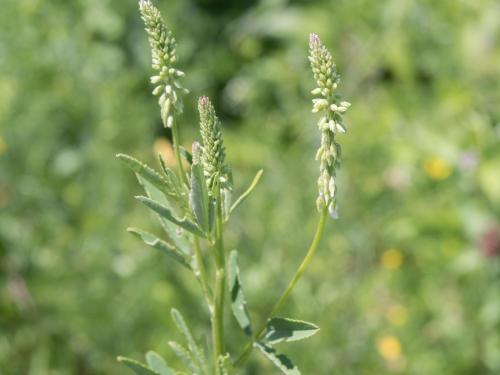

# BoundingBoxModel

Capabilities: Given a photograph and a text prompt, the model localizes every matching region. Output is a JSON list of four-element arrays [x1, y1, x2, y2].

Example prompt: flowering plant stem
[[234, 206, 328, 368], [117, 3, 349, 374], [212, 188, 226, 373]]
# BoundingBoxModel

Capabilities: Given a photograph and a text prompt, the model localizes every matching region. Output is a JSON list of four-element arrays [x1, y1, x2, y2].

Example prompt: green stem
[[234, 207, 328, 368], [193, 236, 213, 312], [171, 118, 189, 186], [212, 188, 226, 373]]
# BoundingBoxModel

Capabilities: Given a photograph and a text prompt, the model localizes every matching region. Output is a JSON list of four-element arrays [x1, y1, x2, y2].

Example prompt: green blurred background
[[1, 0, 500, 374]]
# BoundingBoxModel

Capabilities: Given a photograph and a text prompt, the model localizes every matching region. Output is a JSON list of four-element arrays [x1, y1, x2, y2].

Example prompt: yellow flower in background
[[387, 304, 408, 326], [377, 335, 402, 361], [422, 157, 452, 180], [381, 248, 403, 270]]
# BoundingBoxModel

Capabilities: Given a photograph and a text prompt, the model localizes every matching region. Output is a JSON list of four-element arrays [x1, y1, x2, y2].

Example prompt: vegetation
[[1, 0, 499, 374]]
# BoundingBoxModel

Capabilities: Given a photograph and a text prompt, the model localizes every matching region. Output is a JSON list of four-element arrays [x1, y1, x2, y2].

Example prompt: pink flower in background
[[479, 225, 500, 258]]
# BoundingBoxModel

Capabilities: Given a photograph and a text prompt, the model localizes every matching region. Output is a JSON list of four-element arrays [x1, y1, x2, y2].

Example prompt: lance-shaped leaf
[[189, 163, 211, 233], [168, 341, 201, 375], [227, 250, 252, 336], [230, 169, 263, 215], [117, 356, 160, 375], [254, 342, 300, 375], [127, 228, 190, 269], [117, 154, 170, 194], [118, 154, 187, 213], [264, 317, 319, 345], [136, 174, 191, 255], [171, 309, 208, 374], [145, 351, 175, 375], [136, 196, 205, 238]]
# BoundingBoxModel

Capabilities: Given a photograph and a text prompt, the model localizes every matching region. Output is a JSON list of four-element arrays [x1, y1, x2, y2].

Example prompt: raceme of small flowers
[[116, 2, 351, 375], [309, 33, 350, 219]]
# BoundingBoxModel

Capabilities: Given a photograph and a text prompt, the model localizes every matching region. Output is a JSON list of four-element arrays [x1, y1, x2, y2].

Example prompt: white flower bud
[[328, 201, 339, 219], [166, 115, 174, 128], [150, 75, 162, 84], [335, 123, 346, 133], [311, 87, 322, 95], [152, 85, 164, 96]]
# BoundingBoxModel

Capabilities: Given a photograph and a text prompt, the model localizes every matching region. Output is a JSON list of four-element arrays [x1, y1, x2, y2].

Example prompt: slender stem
[[171, 118, 189, 186], [212, 188, 226, 373], [193, 236, 213, 312], [234, 207, 328, 368]]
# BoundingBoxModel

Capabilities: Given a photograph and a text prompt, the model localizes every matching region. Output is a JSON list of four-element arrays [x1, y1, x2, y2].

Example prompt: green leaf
[[254, 342, 300, 375], [264, 317, 319, 345], [179, 146, 193, 165], [117, 356, 160, 375], [127, 228, 190, 269], [230, 169, 263, 215], [136, 196, 205, 238], [189, 163, 211, 233], [171, 309, 208, 374], [117, 154, 170, 195], [158, 154, 187, 195], [145, 351, 174, 375], [227, 250, 252, 336], [168, 341, 201, 375], [136, 175, 191, 255]]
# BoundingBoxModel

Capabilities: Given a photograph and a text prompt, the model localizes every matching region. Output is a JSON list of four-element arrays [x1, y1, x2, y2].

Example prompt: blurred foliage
[[1, 0, 500, 374]]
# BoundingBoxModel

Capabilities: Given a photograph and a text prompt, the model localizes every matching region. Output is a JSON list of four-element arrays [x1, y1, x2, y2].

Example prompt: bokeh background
[[1, 0, 500, 374]]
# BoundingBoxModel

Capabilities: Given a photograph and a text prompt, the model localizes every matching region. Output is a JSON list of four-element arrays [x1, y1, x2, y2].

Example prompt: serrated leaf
[[145, 351, 174, 375], [189, 163, 211, 233], [254, 342, 300, 375], [227, 250, 252, 336], [117, 356, 160, 375], [171, 309, 208, 374], [136, 196, 205, 237], [136, 175, 191, 255], [264, 317, 319, 345], [168, 341, 201, 375], [127, 228, 190, 269], [229, 170, 263, 215], [117, 154, 170, 194]]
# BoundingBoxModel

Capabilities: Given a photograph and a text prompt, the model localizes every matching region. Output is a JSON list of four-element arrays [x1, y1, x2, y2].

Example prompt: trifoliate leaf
[[264, 317, 319, 345], [117, 356, 160, 375], [136, 175, 191, 255], [145, 351, 174, 375], [136, 196, 205, 237], [127, 228, 190, 269], [227, 250, 252, 336], [254, 342, 300, 375], [230, 169, 263, 215]]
